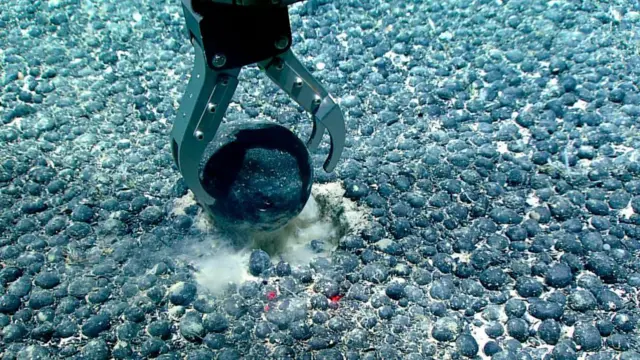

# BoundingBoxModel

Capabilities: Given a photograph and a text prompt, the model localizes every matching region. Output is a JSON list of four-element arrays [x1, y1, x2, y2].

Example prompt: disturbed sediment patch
[[171, 181, 370, 295]]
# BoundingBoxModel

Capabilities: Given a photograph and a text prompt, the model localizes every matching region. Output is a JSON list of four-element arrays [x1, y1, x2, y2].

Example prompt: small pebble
[[249, 249, 271, 276], [180, 312, 205, 342], [81, 313, 110, 338], [456, 333, 479, 357], [432, 317, 460, 342], [169, 282, 197, 306]]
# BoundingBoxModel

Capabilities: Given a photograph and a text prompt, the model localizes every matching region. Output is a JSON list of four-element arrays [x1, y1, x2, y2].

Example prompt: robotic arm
[[170, 0, 346, 211]]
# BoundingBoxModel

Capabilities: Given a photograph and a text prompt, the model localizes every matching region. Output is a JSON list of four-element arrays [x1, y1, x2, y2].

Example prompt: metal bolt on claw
[[274, 59, 284, 71], [212, 54, 226, 68], [275, 36, 289, 50]]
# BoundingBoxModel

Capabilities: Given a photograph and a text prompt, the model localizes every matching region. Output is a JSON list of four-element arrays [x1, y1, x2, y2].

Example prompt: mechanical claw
[[170, 0, 346, 209]]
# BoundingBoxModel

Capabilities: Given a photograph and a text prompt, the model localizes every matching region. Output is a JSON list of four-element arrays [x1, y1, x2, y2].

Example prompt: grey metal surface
[[170, 40, 241, 207], [258, 49, 346, 172]]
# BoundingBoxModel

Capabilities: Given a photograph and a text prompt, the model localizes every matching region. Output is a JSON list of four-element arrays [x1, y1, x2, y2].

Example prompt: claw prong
[[258, 49, 345, 173], [307, 121, 325, 151], [170, 40, 242, 206]]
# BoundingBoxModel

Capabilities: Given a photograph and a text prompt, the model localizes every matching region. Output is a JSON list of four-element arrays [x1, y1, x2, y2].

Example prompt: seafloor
[[2, 0, 640, 359]]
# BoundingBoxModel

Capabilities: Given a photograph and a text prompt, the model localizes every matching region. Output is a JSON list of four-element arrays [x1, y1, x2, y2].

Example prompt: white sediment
[[496, 141, 509, 154]]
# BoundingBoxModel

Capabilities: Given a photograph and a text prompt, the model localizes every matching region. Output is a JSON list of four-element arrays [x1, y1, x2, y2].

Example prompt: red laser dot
[[266, 291, 277, 301], [264, 305, 270, 312], [330, 294, 343, 303]]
